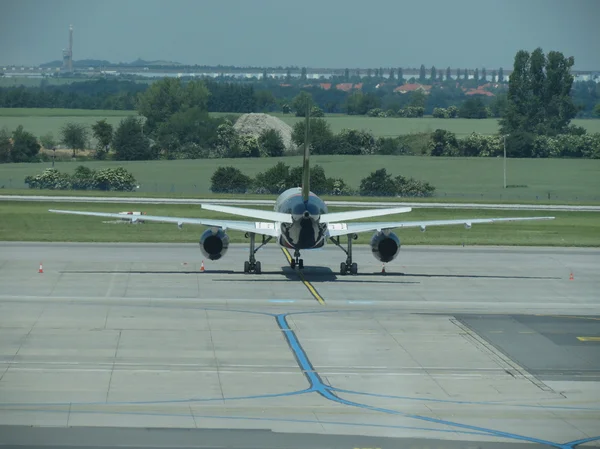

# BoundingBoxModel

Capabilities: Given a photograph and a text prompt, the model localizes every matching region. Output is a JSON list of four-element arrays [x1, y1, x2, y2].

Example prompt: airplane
[[49, 112, 555, 275]]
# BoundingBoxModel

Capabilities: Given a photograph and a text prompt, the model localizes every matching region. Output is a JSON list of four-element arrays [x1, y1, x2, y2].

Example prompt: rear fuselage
[[275, 188, 328, 250]]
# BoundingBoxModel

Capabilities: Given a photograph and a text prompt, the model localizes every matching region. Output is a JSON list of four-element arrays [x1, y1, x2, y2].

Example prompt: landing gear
[[331, 234, 358, 275], [290, 249, 304, 270], [243, 233, 271, 274]]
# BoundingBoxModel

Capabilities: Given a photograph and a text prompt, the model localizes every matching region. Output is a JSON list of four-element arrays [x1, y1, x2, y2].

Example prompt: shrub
[[210, 166, 252, 193], [25, 168, 72, 190], [359, 168, 436, 197], [92, 167, 137, 191]]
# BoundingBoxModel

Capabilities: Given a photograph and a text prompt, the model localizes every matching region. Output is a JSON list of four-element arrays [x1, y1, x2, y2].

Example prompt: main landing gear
[[243, 233, 272, 274], [330, 234, 358, 275], [289, 249, 304, 270]]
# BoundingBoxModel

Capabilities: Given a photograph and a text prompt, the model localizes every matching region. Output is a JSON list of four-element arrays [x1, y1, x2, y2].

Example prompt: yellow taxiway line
[[281, 247, 326, 305]]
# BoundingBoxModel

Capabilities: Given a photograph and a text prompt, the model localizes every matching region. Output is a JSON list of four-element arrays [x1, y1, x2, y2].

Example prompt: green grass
[[0, 77, 77, 88], [1, 202, 598, 247], [3, 108, 600, 139], [1, 156, 599, 202]]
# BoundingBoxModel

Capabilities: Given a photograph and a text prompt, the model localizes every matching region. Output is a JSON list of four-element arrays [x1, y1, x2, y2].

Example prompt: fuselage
[[274, 188, 328, 250]]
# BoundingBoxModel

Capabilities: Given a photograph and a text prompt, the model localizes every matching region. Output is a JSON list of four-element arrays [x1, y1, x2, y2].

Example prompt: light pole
[[503, 134, 508, 189]]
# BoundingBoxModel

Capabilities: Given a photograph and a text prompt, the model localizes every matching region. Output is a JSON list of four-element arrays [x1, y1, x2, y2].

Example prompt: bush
[[24, 166, 137, 191], [336, 129, 379, 155], [210, 166, 252, 193], [429, 129, 459, 156], [258, 129, 285, 157], [359, 168, 435, 197], [91, 167, 137, 191]]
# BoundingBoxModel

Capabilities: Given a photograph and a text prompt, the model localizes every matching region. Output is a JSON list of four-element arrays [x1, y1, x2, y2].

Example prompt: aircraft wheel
[[244, 261, 250, 273], [290, 260, 296, 269], [340, 262, 347, 275], [350, 263, 358, 275], [298, 259, 304, 269], [255, 261, 262, 274]]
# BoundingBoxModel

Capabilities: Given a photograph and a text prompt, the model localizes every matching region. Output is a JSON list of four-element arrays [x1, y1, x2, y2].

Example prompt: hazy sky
[[1, 0, 599, 70]]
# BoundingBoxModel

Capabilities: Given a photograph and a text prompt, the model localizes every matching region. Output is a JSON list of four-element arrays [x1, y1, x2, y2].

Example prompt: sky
[[1, 0, 599, 70]]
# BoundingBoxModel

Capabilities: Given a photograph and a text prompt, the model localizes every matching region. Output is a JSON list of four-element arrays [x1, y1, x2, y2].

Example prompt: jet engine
[[199, 228, 230, 260], [370, 231, 401, 263]]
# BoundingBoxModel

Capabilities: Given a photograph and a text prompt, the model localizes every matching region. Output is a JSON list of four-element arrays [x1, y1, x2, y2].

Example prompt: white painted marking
[[269, 300, 296, 303], [348, 301, 374, 304]]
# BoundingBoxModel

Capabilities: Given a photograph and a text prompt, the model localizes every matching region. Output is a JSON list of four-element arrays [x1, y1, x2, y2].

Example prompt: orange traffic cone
[[569, 272, 574, 281], [381, 264, 386, 274], [38, 262, 43, 273], [200, 261, 205, 272]]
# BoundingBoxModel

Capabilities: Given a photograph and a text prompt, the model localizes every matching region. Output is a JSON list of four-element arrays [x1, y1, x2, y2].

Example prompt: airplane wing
[[327, 216, 555, 237], [321, 207, 411, 223], [48, 209, 279, 237], [200, 204, 293, 223]]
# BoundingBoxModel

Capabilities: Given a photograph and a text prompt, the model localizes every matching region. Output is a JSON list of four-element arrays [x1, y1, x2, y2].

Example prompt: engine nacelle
[[199, 228, 230, 260], [370, 231, 401, 263]]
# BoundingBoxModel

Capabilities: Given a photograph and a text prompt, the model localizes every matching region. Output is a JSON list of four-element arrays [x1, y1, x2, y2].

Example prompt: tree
[[91, 119, 113, 160], [367, 68, 372, 78], [430, 66, 437, 82], [285, 68, 292, 82], [446, 67, 451, 82], [594, 103, 600, 117], [429, 129, 458, 156], [397, 68, 403, 82], [498, 67, 504, 82], [419, 65, 426, 82], [301, 67, 307, 81], [473, 68, 479, 83], [9, 126, 40, 162], [500, 48, 577, 136], [291, 91, 313, 117], [113, 116, 154, 161], [262, 68, 268, 80], [60, 122, 88, 157], [464, 69, 469, 80], [481, 67, 487, 82], [389, 68, 395, 81], [211, 166, 252, 193], [344, 68, 350, 81], [258, 128, 285, 157], [491, 70, 497, 83], [374, 68, 380, 78], [39, 132, 56, 150], [136, 78, 209, 133], [291, 118, 334, 154], [459, 97, 488, 119], [359, 168, 397, 196], [254, 161, 290, 193], [0, 128, 10, 163]]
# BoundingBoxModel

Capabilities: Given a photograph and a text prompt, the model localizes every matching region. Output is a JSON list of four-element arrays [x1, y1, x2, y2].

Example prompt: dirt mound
[[233, 113, 296, 153]]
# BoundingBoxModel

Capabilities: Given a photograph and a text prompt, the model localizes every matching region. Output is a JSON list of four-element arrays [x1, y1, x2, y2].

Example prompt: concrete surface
[[0, 242, 599, 449], [2, 194, 600, 211]]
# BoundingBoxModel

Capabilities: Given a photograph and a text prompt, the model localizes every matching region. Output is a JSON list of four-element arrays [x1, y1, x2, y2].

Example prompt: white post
[[503, 134, 507, 189]]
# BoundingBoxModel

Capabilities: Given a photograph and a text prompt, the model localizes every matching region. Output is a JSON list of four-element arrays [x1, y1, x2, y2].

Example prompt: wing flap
[[328, 216, 555, 237], [48, 209, 279, 236], [200, 204, 292, 223], [321, 207, 411, 223]]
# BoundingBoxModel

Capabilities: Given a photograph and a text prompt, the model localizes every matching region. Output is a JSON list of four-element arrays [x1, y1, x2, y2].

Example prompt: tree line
[[210, 163, 436, 197], [1, 66, 598, 117]]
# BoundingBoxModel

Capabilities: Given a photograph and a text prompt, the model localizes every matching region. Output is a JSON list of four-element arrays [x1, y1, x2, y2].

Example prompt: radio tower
[[62, 25, 73, 72]]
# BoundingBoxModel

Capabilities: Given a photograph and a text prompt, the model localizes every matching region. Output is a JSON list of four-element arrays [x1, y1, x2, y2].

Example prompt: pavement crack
[[106, 330, 122, 403]]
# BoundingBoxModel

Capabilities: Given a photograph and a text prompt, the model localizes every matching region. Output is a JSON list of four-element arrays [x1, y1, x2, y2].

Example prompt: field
[[2, 108, 600, 141], [1, 155, 599, 202], [1, 201, 598, 247]]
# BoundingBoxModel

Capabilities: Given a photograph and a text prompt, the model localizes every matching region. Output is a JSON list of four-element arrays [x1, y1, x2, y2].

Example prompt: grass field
[[1, 156, 598, 202], [2, 108, 600, 140], [1, 202, 598, 247]]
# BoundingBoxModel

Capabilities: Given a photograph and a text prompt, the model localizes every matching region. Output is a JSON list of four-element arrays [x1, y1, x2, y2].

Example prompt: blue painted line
[[563, 436, 600, 448], [330, 387, 600, 411]]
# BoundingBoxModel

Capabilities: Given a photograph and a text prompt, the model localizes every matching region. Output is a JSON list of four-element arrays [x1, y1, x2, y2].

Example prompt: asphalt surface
[[0, 243, 599, 449], [2, 194, 599, 211]]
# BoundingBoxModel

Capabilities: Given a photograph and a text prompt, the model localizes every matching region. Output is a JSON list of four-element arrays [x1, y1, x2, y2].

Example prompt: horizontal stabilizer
[[201, 204, 293, 223], [321, 207, 412, 223]]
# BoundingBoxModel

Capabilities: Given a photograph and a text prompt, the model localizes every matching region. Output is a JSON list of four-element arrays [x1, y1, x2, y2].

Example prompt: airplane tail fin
[[301, 102, 310, 203]]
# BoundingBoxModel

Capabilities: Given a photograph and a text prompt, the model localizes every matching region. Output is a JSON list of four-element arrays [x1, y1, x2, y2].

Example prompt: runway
[[2, 194, 599, 211], [0, 242, 599, 448]]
